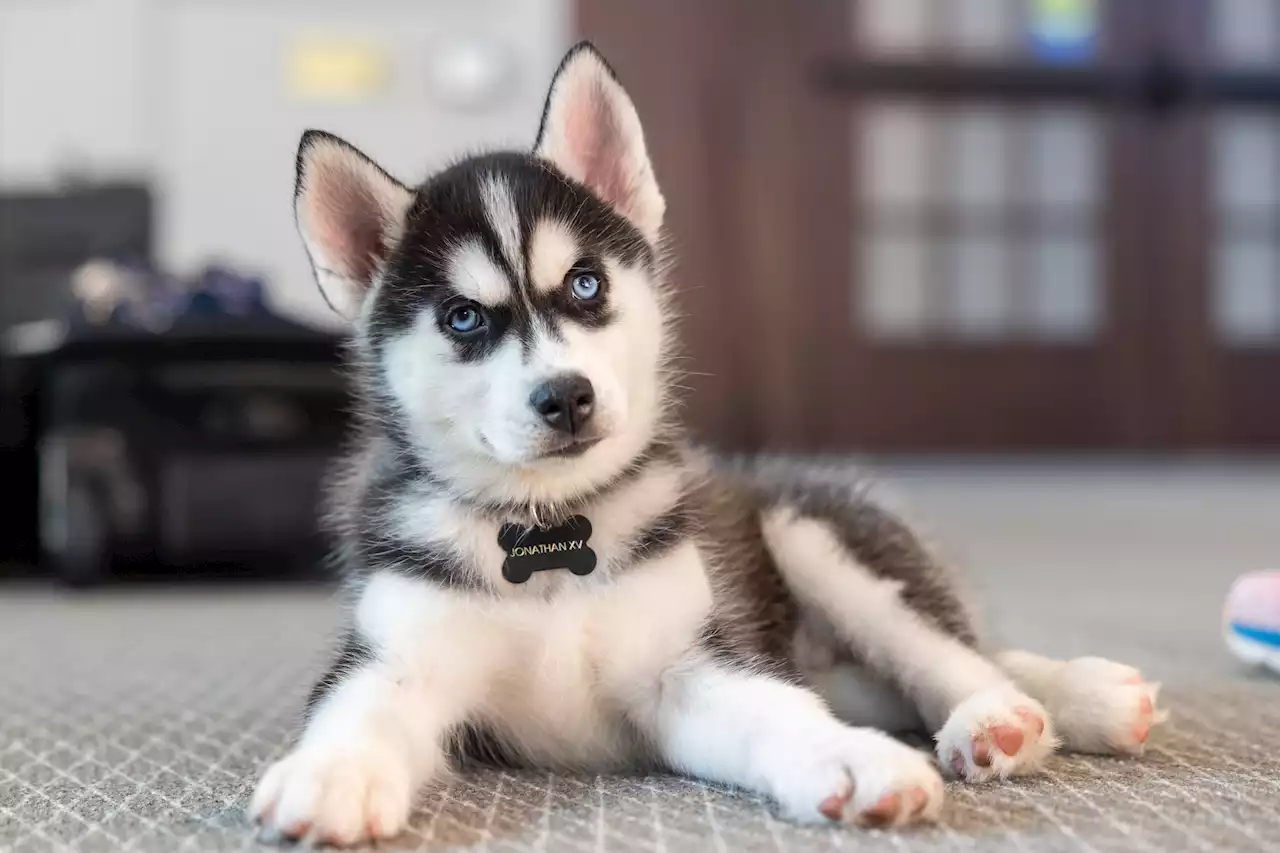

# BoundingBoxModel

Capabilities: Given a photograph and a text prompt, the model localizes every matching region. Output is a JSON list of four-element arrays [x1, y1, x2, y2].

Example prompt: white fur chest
[[355, 538, 712, 768]]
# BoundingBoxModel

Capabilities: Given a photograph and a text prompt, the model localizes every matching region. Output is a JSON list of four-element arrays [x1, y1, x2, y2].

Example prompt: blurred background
[[1, 0, 1278, 587]]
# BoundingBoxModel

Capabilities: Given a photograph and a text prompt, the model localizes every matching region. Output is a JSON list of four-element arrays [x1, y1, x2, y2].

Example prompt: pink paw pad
[[856, 788, 933, 827], [859, 793, 900, 827], [1132, 693, 1156, 744], [818, 781, 939, 827], [980, 713, 1040, 763], [818, 791, 850, 821], [1112, 675, 1167, 754]]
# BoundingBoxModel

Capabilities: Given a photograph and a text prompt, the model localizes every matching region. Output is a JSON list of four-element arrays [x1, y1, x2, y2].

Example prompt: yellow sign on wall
[[287, 35, 391, 101]]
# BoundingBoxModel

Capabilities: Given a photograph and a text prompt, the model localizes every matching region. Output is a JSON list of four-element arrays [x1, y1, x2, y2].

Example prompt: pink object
[[1224, 571, 1280, 673], [1225, 572, 1280, 630]]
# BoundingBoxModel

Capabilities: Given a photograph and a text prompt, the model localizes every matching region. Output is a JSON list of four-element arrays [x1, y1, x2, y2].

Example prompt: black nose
[[529, 373, 596, 435]]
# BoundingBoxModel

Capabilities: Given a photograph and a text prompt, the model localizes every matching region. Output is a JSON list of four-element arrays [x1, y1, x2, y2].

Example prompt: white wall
[[0, 0, 153, 183], [0, 0, 570, 329]]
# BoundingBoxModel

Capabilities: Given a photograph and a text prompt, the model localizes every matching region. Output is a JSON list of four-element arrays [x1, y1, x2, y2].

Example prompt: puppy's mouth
[[538, 435, 603, 459]]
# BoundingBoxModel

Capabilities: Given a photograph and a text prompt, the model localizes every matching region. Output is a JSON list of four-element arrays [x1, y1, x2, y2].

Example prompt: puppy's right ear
[[294, 130, 413, 320]]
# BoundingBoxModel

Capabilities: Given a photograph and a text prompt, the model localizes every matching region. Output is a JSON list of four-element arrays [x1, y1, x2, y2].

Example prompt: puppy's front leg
[[249, 642, 473, 846], [650, 663, 944, 828]]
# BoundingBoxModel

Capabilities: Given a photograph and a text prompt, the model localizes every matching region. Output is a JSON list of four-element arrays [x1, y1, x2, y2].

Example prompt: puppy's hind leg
[[762, 508, 1058, 783], [997, 650, 1169, 757]]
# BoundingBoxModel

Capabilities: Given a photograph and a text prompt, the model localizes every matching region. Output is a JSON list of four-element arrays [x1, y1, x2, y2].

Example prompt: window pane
[[1213, 0, 1280, 66], [1029, 235, 1100, 340], [859, 231, 931, 338], [948, 0, 1018, 58], [856, 0, 936, 56], [860, 103, 935, 209], [945, 106, 1010, 210], [943, 235, 1011, 338], [1215, 239, 1280, 343], [1214, 112, 1280, 214], [1028, 107, 1100, 210]]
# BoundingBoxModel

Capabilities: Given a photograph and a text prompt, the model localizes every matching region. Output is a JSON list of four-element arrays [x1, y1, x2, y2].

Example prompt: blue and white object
[[1028, 0, 1100, 64], [1224, 571, 1280, 674]]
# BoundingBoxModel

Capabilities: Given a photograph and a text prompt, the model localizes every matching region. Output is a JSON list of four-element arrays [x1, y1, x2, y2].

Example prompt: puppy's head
[[295, 43, 674, 505]]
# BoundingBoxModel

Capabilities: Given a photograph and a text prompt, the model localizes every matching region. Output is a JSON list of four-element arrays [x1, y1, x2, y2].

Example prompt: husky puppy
[[251, 42, 1167, 845]]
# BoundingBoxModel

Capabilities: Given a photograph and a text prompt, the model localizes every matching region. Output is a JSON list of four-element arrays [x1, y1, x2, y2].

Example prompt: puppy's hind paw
[[1050, 657, 1170, 756], [936, 685, 1058, 783]]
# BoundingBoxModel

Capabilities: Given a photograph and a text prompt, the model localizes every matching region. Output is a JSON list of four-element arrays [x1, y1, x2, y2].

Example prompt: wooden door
[[577, 0, 1280, 452], [1157, 0, 1280, 449], [575, 0, 768, 450], [791, 0, 1160, 452]]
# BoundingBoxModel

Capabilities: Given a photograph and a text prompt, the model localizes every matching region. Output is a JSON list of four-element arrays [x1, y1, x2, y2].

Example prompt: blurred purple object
[[193, 264, 268, 316], [65, 257, 285, 334]]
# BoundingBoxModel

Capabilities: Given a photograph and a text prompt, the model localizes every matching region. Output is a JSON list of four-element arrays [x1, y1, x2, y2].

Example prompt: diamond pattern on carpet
[[2, 589, 1279, 853]]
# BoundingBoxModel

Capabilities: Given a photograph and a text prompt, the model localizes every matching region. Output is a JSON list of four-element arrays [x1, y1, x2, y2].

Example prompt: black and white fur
[[251, 43, 1167, 845]]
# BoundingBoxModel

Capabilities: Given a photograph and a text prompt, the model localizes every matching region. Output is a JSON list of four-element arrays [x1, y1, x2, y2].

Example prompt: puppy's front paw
[[771, 727, 945, 828], [249, 740, 414, 847], [936, 685, 1058, 782]]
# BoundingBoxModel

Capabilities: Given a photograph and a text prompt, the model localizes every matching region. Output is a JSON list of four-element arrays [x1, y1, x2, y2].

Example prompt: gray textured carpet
[[3, 464, 1280, 852]]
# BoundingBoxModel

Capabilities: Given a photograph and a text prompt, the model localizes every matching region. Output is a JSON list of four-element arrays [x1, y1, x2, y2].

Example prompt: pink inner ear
[[564, 79, 631, 213], [305, 165, 389, 285]]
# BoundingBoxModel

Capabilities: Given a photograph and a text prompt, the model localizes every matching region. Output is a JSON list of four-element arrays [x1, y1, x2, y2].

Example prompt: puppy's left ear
[[535, 42, 665, 243]]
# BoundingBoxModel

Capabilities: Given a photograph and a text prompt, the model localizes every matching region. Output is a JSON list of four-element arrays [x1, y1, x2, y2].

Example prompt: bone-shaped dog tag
[[498, 515, 596, 584]]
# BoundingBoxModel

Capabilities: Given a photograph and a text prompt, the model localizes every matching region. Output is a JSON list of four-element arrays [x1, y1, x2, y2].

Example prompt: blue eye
[[570, 272, 601, 300], [446, 305, 484, 334]]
